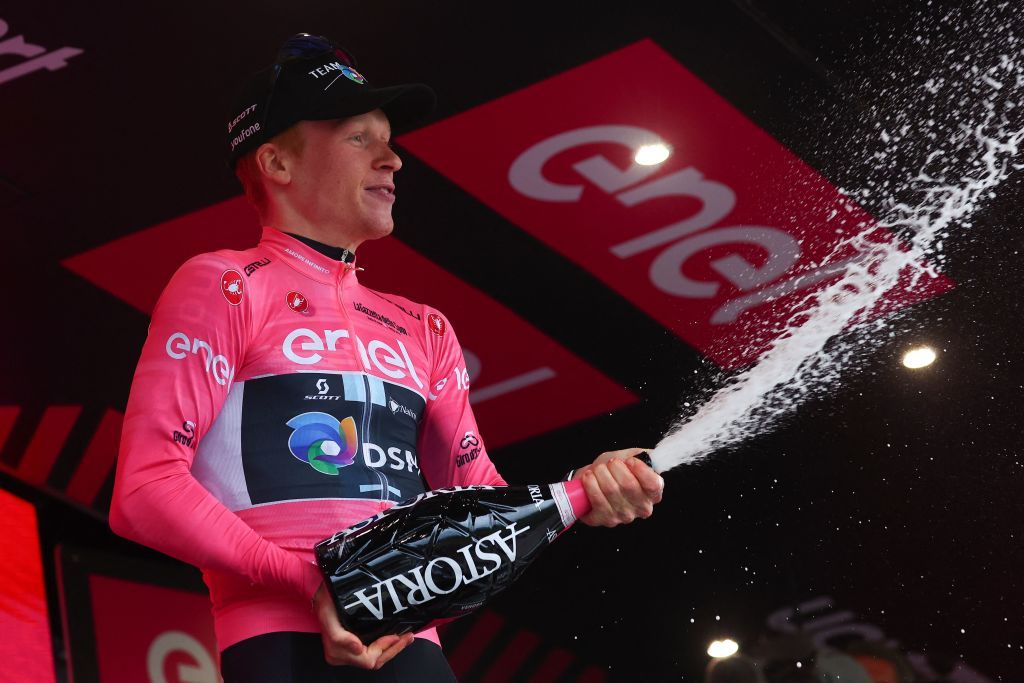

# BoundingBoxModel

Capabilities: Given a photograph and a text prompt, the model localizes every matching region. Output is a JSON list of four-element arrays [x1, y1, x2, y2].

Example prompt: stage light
[[707, 638, 739, 658], [635, 143, 671, 166], [902, 346, 937, 369]]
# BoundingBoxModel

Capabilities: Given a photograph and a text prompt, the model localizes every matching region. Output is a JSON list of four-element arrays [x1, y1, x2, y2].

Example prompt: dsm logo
[[286, 412, 358, 475]]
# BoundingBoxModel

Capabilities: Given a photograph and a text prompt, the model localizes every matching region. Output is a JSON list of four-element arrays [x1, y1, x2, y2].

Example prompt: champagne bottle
[[315, 453, 652, 643]]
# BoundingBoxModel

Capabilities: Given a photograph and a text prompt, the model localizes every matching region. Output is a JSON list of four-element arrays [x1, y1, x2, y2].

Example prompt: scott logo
[[344, 523, 529, 621], [286, 412, 359, 475], [282, 328, 424, 389], [165, 332, 234, 385], [305, 377, 340, 401]]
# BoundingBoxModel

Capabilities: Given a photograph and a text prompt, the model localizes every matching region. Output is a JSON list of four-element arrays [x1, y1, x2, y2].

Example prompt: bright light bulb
[[635, 143, 671, 166], [903, 346, 937, 369], [707, 639, 739, 658]]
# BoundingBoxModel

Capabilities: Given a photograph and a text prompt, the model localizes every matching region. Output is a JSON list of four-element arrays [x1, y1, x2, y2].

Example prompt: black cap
[[226, 33, 435, 167]]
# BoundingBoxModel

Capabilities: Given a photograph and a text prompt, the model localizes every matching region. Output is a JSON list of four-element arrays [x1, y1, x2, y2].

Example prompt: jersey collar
[[285, 232, 357, 264], [259, 227, 359, 284]]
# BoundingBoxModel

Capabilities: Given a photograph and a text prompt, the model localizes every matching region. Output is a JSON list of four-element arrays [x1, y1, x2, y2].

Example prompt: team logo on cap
[[341, 66, 365, 84], [428, 313, 446, 336], [286, 290, 309, 313], [221, 270, 244, 305]]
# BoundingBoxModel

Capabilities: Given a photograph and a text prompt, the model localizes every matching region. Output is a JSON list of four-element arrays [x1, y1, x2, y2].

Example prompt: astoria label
[[315, 482, 585, 643], [315, 455, 649, 642], [343, 523, 529, 621]]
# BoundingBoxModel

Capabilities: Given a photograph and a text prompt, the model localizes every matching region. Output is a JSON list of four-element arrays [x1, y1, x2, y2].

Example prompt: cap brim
[[311, 83, 436, 131]]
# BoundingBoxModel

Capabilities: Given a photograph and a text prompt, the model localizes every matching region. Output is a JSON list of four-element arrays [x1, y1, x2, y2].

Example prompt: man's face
[[287, 109, 401, 244]]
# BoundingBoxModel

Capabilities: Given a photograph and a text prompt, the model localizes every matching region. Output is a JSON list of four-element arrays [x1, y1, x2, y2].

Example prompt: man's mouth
[[365, 184, 395, 203]]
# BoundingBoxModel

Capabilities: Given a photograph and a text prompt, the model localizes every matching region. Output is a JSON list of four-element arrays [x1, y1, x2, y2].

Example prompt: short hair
[[234, 125, 307, 218]]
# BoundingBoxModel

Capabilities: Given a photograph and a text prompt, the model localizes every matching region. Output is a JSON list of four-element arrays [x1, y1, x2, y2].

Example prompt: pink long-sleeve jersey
[[110, 227, 506, 650]]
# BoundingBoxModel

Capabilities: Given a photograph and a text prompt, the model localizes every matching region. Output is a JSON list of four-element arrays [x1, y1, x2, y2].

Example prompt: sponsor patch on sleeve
[[221, 269, 244, 305], [427, 313, 446, 336]]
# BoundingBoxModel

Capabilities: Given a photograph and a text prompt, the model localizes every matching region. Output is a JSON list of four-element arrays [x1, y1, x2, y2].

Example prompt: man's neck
[[263, 204, 362, 253], [267, 223, 361, 252], [285, 232, 356, 264]]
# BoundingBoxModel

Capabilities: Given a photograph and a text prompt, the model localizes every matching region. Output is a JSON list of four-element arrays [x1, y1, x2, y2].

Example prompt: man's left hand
[[575, 448, 664, 527]]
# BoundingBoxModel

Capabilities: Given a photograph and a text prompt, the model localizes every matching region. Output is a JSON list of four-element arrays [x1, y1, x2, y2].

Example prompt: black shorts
[[220, 632, 458, 683]]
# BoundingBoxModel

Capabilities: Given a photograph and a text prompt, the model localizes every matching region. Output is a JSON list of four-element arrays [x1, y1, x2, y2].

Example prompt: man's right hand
[[313, 581, 415, 669]]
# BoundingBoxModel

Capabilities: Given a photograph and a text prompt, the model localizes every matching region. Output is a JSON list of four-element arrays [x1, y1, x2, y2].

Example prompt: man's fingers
[[323, 625, 363, 651], [578, 448, 664, 527], [323, 634, 372, 667], [609, 458, 644, 496], [373, 633, 415, 669], [627, 456, 665, 501], [593, 447, 647, 466], [319, 615, 375, 664], [342, 636, 364, 654], [621, 458, 662, 516], [365, 634, 400, 661], [610, 460, 651, 518], [581, 471, 613, 525], [592, 463, 635, 525]]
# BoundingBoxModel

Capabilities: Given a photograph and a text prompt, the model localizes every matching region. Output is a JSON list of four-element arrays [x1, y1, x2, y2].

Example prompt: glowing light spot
[[634, 143, 671, 166], [707, 639, 739, 658], [903, 346, 937, 368]]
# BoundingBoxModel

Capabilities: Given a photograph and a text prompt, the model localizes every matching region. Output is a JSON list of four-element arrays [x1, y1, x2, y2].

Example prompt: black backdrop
[[2, 1, 1022, 680]]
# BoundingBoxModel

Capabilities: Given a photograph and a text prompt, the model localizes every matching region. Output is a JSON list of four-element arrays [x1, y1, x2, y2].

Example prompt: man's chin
[[362, 221, 395, 242]]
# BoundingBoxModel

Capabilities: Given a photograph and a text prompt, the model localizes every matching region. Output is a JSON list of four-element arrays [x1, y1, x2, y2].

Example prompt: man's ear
[[256, 142, 292, 187]]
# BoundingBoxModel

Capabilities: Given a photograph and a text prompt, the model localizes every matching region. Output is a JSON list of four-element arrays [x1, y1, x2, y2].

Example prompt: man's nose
[[374, 142, 402, 172]]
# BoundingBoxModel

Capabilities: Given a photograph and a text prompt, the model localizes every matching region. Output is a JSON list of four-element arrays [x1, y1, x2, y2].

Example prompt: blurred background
[[2, 1, 1021, 681]]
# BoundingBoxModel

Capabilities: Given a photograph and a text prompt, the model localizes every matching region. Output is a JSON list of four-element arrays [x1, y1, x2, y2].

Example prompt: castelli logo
[[428, 313, 446, 336], [287, 290, 309, 313], [221, 269, 244, 305]]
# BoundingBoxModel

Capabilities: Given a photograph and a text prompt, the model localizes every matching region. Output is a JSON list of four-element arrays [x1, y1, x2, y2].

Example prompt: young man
[[111, 33, 664, 681]]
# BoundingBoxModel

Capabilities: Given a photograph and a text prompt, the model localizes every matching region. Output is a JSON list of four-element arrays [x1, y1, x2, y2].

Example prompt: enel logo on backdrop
[[397, 39, 954, 368]]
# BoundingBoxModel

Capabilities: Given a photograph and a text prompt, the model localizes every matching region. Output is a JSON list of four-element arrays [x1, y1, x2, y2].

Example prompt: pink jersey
[[110, 227, 506, 650]]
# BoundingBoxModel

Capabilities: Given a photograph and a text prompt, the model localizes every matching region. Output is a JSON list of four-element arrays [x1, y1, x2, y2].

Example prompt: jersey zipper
[[336, 265, 388, 505]]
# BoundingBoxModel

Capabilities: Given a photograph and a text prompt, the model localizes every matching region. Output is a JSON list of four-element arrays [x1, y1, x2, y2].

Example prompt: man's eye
[[351, 134, 364, 143]]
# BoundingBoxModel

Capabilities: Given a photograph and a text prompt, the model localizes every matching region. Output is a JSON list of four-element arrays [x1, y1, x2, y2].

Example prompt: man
[[110, 33, 664, 681]]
